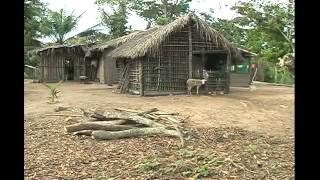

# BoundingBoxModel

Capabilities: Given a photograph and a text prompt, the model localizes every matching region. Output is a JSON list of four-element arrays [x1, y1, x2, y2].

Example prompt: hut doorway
[[204, 53, 227, 71], [85, 59, 98, 81], [65, 58, 74, 80], [203, 52, 229, 93]]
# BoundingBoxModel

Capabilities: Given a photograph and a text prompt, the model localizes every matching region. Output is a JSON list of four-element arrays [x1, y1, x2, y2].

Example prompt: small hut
[[85, 31, 144, 85], [32, 44, 89, 83], [90, 13, 243, 95], [230, 48, 257, 87]]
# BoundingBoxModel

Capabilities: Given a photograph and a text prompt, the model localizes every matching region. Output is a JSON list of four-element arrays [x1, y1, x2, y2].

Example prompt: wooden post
[[225, 51, 231, 94], [139, 59, 144, 96], [188, 25, 193, 78]]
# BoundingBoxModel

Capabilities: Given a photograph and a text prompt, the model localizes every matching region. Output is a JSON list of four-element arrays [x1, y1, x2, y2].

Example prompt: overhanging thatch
[[108, 13, 240, 59], [96, 30, 144, 50], [31, 44, 89, 56], [237, 47, 257, 57], [85, 30, 148, 59]]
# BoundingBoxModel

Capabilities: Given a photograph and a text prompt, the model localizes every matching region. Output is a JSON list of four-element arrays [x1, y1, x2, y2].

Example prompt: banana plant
[[43, 80, 64, 103]]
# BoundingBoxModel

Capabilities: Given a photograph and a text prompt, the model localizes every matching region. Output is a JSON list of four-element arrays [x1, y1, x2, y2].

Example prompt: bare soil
[[24, 80, 294, 179]]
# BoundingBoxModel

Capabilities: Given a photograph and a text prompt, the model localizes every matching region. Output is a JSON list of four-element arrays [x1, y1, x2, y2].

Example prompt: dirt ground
[[24, 80, 294, 179], [24, 80, 294, 137]]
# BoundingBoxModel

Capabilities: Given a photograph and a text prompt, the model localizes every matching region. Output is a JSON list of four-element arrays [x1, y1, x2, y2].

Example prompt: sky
[[39, 0, 287, 43]]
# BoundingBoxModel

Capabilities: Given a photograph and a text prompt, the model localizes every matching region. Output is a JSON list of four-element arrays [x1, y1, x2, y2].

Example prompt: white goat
[[186, 79, 207, 95]]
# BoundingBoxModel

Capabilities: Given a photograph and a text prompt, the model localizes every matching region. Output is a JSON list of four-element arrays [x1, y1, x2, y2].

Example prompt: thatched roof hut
[[32, 44, 89, 82], [87, 13, 247, 95], [92, 14, 242, 62], [32, 44, 89, 56]]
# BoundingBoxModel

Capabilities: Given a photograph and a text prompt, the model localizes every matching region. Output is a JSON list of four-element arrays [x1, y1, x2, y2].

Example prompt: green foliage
[[130, 0, 192, 27], [96, 0, 129, 38], [66, 32, 111, 44], [194, 165, 210, 177], [198, 0, 294, 84], [40, 9, 84, 44], [136, 158, 161, 171], [248, 144, 258, 153], [179, 148, 196, 158], [25, 53, 41, 67], [43, 80, 64, 103], [24, 0, 48, 46], [264, 65, 293, 84], [155, 16, 170, 25]]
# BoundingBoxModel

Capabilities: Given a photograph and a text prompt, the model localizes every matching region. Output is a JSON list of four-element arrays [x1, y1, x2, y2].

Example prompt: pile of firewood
[[54, 106, 188, 147]]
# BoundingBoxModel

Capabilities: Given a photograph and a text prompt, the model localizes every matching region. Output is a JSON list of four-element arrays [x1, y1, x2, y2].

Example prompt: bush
[[262, 62, 294, 85]]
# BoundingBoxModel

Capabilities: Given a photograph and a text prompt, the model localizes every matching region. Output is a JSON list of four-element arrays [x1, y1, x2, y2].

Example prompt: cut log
[[114, 107, 142, 114], [80, 108, 91, 117], [64, 120, 132, 133], [45, 114, 82, 117], [91, 113, 107, 120], [92, 127, 182, 140], [91, 112, 132, 121], [166, 116, 183, 125], [137, 108, 159, 116], [167, 121, 185, 148], [129, 115, 166, 127], [152, 112, 179, 116], [54, 106, 70, 112], [143, 114, 159, 120], [73, 130, 93, 136]]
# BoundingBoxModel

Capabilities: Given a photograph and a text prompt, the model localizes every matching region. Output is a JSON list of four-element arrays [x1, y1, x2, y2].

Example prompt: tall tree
[[24, 0, 48, 46], [198, 9, 246, 47], [96, 0, 129, 38], [65, 23, 112, 44], [231, 0, 294, 58], [130, 0, 192, 28], [40, 9, 85, 44], [230, 0, 294, 83]]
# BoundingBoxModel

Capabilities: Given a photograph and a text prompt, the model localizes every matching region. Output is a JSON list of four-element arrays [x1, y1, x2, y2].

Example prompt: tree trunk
[[64, 120, 133, 132], [73, 130, 93, 136], [137, 108, 159, 116], [92, 127, 181, 140], [129, 115, 166, 127]]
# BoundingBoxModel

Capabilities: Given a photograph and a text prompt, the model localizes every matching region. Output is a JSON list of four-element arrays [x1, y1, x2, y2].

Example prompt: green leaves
[[130, 0, 192, 27], [43, 80, 64, 103], [96, 0, 129, 38], [24, 0, 48, 46], [136, 158, 161, 171], [41, 9, 84, 44]]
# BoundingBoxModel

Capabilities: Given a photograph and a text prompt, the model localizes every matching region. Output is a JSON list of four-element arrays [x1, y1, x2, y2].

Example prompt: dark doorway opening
[[85, 59, 97, 81], [65, 58, 74, 80], [204, 53, 227, 71]]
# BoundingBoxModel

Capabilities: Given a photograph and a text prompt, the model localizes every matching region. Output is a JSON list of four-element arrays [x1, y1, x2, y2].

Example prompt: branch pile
[[59, 106, 188, 147]]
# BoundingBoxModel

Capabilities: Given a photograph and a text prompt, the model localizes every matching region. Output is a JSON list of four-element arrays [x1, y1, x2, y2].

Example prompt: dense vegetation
[[24, 0, 294, 84]]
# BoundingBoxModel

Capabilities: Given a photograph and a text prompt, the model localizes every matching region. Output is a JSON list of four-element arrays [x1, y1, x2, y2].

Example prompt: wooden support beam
[[225, 51, 231, 94], [193, 50, 228, 54], [139, 59, 144, 96], [188, 25, 193, 78]]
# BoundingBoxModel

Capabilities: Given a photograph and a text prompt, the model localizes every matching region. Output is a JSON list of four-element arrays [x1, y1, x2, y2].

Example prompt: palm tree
[[41, 9, 85, 44]]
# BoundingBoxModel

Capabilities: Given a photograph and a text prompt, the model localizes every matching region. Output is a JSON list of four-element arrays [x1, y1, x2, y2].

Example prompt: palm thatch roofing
[[237, 47, 257, 57], [31, 44, 89, 56], [93, 13, 242, 60]]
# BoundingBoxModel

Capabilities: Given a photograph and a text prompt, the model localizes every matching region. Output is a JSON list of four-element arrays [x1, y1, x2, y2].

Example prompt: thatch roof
[[106, 13, 240, 59], [237, 47, 257, 57], [85, 30, 149, 59], [31, 44, 89, 56], [96, 30, 145, 50]]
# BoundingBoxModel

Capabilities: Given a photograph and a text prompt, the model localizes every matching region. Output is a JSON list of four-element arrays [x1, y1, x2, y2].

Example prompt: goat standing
[[186, 79, 207, 95]]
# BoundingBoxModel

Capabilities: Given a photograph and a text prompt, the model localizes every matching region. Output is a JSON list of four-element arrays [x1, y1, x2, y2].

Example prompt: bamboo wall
[[97, 55, 105, 83], [38, 49, 85, 83], [120, 23, 231, 95], [142, 26, 189, 93]]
